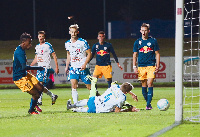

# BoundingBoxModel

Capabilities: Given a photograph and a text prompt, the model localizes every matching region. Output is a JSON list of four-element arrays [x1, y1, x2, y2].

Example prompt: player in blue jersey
[[133, 23, 160, 110], [13, 32, 46, 115], [31, 31, 59, 106], [65, 24, 92, 104], [90, 31, 123, 89], [67, 76, 139, 113]]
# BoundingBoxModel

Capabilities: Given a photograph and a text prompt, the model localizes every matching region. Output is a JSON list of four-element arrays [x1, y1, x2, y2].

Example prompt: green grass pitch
[[0, 87, 200, 137]]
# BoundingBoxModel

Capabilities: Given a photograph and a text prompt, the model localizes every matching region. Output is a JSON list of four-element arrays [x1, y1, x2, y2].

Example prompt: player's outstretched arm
[[22, 63, 43, 71], [129, 91, 138, 102]]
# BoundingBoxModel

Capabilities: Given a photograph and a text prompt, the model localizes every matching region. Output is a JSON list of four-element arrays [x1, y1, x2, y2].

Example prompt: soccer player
[[13, 32, 45, 114], [65, 24, 92, 104], [90, 31, 123, 88], [67, 76, 139, 113], [31, 31, 59, 106], [132, 23, 160, 110]]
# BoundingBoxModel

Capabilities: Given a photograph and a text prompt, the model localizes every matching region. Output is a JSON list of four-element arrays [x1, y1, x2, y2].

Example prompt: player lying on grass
[[67, 75, 139, 113], [13, 32, 46, 115]]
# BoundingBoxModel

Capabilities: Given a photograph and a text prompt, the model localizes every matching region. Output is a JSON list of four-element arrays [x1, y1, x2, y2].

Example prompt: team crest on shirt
[[139, 40, 142, 45], [96, 45, 99, 49], [147, 42, 151, 46], [104, 47, 107, 50]]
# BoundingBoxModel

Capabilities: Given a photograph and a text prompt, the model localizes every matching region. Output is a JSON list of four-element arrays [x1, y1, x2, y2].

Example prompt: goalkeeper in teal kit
[[133, 23, 160, 110]]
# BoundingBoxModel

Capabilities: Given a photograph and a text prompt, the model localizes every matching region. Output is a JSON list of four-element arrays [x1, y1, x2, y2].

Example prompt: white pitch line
[[148, 122, 181, 137]]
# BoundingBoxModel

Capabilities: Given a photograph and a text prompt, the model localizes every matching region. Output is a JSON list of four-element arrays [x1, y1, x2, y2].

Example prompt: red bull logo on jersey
[[97, 50, 109, 56], [139, 46, 153, 53]]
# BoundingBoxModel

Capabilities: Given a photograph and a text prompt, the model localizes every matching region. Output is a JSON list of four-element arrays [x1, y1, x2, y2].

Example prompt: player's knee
[[148, 83, 153, 87]]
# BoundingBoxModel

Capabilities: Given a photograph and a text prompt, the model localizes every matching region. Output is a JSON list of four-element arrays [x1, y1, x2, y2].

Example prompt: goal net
[[183, 0, 200, 122]]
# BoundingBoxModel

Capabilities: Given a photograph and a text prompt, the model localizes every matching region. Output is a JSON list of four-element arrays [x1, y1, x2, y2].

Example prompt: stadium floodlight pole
[[33, 0, 36, 39], [175, 0, 184, 123]]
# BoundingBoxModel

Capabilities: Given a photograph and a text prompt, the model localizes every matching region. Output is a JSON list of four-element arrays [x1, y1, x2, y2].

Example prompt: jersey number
[[104, 93, 112, 102]]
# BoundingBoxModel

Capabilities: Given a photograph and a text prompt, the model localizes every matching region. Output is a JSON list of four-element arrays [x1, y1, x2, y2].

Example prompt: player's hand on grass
[[131, 107, 140, 112]]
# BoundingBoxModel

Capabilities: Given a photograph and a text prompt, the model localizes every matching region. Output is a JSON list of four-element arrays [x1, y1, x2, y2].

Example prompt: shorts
[[69, 67, 91, 84], [14, 72, 39, 92], [138, 66, 156, 80], [87, 96, 96, 113], [36, 68, 50, 86], [93, 65, 112, 79]]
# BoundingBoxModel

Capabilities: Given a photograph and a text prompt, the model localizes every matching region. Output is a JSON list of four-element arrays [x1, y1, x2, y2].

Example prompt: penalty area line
[[148, 122, 181, 137]]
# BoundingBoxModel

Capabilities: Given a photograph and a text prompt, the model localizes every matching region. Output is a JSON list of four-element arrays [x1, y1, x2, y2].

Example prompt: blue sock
[[142, 87, 147, 102], [107, 81, 112, 88], [30, 98, 37, 112], [147, 87, 153, 107]]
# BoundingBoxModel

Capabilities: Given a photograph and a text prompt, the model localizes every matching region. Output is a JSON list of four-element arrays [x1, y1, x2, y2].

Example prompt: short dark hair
[[121, 82, 133, 93], [20, 32, 32, 43], [141, 23, 150, 30], [98, 31, 105, 35], [38, 31, 46, 36]]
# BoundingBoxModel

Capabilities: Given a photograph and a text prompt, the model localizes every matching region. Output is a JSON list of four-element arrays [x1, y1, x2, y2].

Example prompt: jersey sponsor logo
[[97, 50, 109, 56], [139, 46, 153, 53]]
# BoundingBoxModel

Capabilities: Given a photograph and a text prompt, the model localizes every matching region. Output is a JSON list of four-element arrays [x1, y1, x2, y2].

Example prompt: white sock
[[75, 99, 88, 107], [73, 107, 88, 113], [38, 93, 43, 103], [72, 88, 78, 104], [44, 87, 54, 97]]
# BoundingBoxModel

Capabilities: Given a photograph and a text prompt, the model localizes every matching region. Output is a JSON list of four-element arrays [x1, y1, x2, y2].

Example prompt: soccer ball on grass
[[157, 99, 170, 111]]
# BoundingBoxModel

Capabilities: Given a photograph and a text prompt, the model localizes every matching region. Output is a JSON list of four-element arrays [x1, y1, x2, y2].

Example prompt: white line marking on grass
[[148, 122, 181, 137]]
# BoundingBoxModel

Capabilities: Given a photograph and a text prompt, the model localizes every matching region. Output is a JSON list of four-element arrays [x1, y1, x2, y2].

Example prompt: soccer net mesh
[[183, 0, 200, 122]]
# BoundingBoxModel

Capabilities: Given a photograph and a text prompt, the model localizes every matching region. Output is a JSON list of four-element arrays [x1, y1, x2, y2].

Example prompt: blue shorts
[[87, 96, 96, 113], [36, 68, 50, 86], [69, 67, 91, 84]]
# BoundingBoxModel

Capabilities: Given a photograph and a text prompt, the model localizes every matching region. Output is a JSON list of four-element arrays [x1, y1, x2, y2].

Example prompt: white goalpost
[[175, 0, 184, 123], [176, 0, 200, 123]]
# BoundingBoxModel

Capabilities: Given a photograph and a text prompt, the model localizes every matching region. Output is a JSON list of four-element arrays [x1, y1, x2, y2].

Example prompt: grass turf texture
[[0, 87, 200, 137]]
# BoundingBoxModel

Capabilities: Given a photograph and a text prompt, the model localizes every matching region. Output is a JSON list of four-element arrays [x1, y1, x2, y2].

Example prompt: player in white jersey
[[31, 31, 59, 108], [65, 24, 92, 104], [67, 76, 139, 113]]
